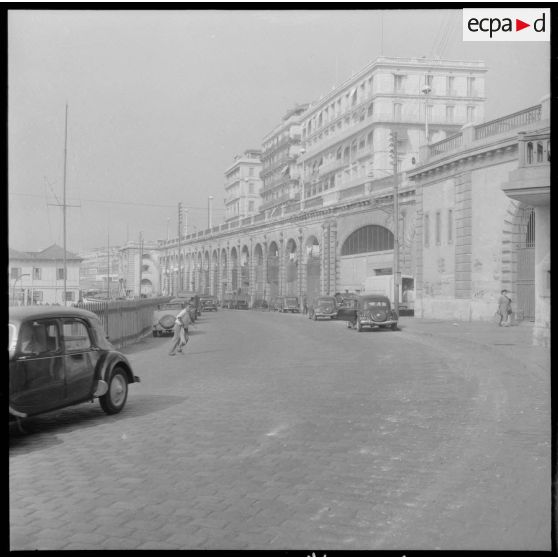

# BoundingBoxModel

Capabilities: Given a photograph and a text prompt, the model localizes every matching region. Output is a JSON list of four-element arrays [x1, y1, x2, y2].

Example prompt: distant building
[[8, 244, 82, 305], [260, 104, 308, 216], [118, 240, 161, 298], [79, 247, 121, 298], [224, 149, 263, 222]]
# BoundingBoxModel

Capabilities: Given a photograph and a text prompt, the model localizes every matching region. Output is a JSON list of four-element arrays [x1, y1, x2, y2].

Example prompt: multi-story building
[[297, 56, 486, 209], [79, 247, 121, 297], [224, 149, 263, 222], [118, 239, 162, 298], [8, 244, 82, 305], [260, 104, 308, 216]]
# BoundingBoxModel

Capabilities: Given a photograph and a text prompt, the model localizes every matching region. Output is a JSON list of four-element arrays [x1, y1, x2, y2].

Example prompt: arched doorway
[[267, 241, 279, 299], [339, 225, 394, 292], [220, 249, 228, 301], [285, 238, 298, 296], [254, 243, 265, 302], [241, 245, 250, 296], [211, 250, 219, 297], [230, 247, 239, 293], [305, 236, 321, 301], [516, 207, 535, 321]]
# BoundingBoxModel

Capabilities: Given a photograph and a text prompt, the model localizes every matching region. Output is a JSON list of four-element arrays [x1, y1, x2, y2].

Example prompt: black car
[[200, 296, 218, 312], [308, 296, 337, 320], [9, 306, 140, 419], [342, 294, 399, 331]]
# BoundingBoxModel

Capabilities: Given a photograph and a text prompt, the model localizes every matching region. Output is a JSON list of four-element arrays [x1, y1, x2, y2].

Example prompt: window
[[394, 74, 405, 92], [57, 268, 65, 280], [425, 74, 433, 88], [340, 225, 394, 256], [426, 104, 433, 122], [19, 320, 60, 355], [10, 267, 21, 280], [64, 291, 75, 302], [424, 213, 430, 247], [467, 106, 475, 123], [467, 77, 476, 96], [62, 319, 92, 351], [393, 103, 402, 121], [537, 142, 544, 163], [446, 105, 455, 122], [249, 182, 254, 194], [249, 167, 254, 177], [367, 103, 374, 117], [248, 201, 255, 212], [448, 209, 453, 244], [446, 76, 455, 95], [33, 267, 42, 280], [435, 211, 441, 245]]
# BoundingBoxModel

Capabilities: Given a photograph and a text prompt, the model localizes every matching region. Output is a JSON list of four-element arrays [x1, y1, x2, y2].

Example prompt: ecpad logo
[[463, 9, 550, 41]]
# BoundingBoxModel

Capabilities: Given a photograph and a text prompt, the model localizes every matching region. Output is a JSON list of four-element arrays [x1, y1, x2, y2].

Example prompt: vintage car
[[274, 296, 299, 313], [177, 292, 201, 317], [199, 296, 218, 312], [308, 296, 338, 320], [8, 306, 140, 419], [343, 294, 399, 332], [152, 300, 186, 336], [333, 294, 360, 321]]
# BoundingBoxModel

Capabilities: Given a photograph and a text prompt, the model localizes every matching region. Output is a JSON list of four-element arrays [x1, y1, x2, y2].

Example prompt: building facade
[[260, 104, 308, 216], [224, 149, 263, 222], [79, 247, 121, 297], [408, 96, 549, 345], [297, 56, 486, 211], [9, 244, 82, 305]]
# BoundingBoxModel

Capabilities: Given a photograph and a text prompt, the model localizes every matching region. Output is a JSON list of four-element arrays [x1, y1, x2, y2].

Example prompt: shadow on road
[[9, 394, 186, 453]]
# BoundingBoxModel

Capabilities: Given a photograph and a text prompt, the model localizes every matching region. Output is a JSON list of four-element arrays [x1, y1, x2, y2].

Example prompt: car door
[[61, 317, 98, 404], [10, 319, 65, 415], [336, 298, 358, 321]]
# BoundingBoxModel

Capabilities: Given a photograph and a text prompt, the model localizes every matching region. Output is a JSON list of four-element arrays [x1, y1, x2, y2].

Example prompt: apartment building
[[224, 149, 263, 221], [297, 56, 487, 208], [9, 244, 82, 305], [260, 104, 309, 216]]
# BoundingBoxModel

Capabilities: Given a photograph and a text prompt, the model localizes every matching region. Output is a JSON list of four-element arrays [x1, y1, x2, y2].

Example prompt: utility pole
[[178, 202, 183, 295], [390, 130, 400, 315], [107, 229, 110, 299], [138, 231, 143, 298], [48, 104, 79, 305]]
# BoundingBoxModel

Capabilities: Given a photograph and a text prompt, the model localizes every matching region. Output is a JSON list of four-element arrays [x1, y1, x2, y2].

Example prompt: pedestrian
[[497, 289, 513, 327], [168, 303, 190, 356], [303, 296, 308, 315]]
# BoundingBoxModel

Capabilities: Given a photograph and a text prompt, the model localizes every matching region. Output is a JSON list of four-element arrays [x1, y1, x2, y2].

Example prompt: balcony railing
[[429, 132, 463, 156], [474, 105, 541, 140]]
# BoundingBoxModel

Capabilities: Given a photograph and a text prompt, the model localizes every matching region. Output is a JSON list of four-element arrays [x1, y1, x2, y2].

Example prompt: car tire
[[347, 321, 352, 328], [391, 323, 398, 331], [100, 367, 128, 415]]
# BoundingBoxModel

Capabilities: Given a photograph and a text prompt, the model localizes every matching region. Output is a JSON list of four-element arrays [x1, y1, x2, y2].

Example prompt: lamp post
[[421, 78, 432, 144], [208, 196, 214, 229], [12, 273, 30, 306]]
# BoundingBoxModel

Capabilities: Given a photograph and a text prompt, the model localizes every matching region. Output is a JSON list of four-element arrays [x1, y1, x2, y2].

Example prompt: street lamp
[[208, 196, 214, 229], [12, 273, 30, 306], [298, 148, 306, 211], [421, 78, 432, 144]]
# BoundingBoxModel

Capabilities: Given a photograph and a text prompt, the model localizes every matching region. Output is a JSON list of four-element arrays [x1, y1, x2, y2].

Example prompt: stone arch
[[240, 244, 250, 295], [254, 243, 265, 301], [305, 235, 321, 302], [267, 241, 280, 299], [211, 250, 219, 297], [285, 238, 298, 296], [230, 247, 239, 292]]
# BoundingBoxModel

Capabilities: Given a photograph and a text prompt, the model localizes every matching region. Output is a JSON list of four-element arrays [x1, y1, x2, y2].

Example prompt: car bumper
[[315, 312, 336, 318], [359, 319, 398, 327]]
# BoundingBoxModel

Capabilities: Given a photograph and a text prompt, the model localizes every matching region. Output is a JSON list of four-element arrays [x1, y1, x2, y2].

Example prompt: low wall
[[76, 297, 171, 349]]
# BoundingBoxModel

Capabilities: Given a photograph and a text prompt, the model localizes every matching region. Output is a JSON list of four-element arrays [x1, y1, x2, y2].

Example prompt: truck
[[363, 275, 414, 315]]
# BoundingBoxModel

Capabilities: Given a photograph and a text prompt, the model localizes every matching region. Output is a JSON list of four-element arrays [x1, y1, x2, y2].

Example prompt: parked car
[[343, 294, 399, 332], [308, 296, 337, 320], [199, 296, 218, 312], [177, 292, 201, 317], [333, 294, 360, 321], [8, 306, 140, 419], [274, 296, 299, 313], [153, 300, 184, 336]]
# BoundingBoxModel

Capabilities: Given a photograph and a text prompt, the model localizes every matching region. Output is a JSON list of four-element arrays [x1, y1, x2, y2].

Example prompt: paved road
[[9, 309, 551, 551]]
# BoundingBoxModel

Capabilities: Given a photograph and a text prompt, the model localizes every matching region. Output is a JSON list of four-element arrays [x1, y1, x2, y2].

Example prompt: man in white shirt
[[168, 304, 191, 356]]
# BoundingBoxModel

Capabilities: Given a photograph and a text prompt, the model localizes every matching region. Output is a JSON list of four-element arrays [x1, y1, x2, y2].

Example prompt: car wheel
[[347, 321, 352, 328], [100, 367, 129, 415], [391, 323, 398, 331], [152, 331, 157, 337]]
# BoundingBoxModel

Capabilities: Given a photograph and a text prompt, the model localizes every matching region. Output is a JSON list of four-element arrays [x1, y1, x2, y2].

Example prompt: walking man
[[169, 303, 191, 356]]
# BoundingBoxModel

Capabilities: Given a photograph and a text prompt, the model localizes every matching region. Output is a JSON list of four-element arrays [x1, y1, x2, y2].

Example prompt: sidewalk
[[398, 316, 550, 374]]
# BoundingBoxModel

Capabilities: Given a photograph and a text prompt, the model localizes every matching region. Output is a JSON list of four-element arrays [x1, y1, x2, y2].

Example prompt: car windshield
[[285, 298, 297, 304], [160, 303, 183, 310], [364, 300, 389, 308], [317, 298, 334, 304]]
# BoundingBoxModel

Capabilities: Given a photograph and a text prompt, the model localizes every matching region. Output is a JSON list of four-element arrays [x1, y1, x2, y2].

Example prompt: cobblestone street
[[9, 310, 551, 552]]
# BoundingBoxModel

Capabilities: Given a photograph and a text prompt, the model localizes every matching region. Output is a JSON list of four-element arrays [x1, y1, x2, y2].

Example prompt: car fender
[[95, 351, 139, 385]]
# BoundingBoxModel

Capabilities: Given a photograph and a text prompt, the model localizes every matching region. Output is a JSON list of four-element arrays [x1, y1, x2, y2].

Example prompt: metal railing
[[474, 105, 542, 140], [75, 297, 171, 349]]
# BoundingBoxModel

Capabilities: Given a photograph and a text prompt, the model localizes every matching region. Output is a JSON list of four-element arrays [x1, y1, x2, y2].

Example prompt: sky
[[8, 8, 550, 254]]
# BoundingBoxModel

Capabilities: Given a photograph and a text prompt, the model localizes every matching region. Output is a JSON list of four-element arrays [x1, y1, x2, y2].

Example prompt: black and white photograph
[[8, 6, 552, 553]]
